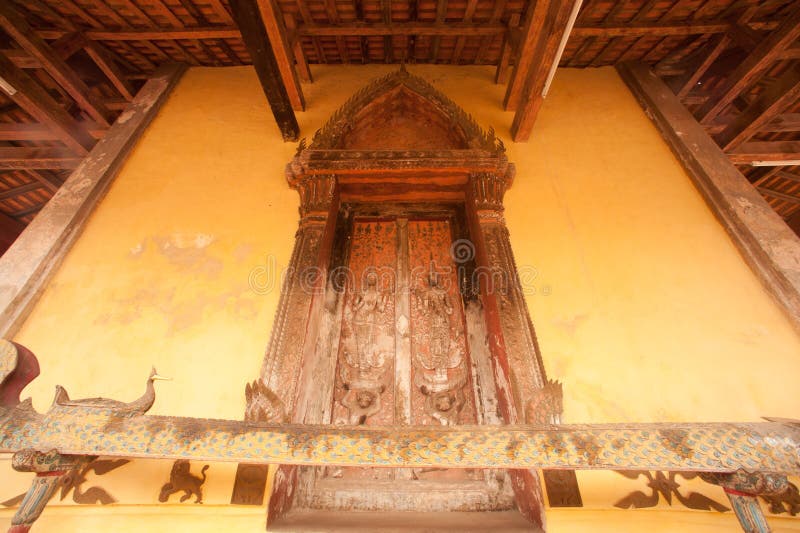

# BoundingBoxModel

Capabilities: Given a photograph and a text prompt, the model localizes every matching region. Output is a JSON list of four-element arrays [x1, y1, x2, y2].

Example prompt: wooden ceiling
[[0, 0, 798, 244]]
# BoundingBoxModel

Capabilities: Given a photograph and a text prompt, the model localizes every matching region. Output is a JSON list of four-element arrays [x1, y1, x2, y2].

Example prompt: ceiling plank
[[0, 51, 94, 154], [0, 147, 82, 169], [717, 65, 800, 151], [510, 0, 580, 141], [229, 0, 300, 140], [0, 3, 112, 127], [697, 4, 800, 124]]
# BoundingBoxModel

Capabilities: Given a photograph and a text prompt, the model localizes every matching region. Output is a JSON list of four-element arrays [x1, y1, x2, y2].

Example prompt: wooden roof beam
[[0, 52, 94, 154], [697, 4, 800, 124], [0, 147, 82, 169], [0, 3, 112, 127], [229, 0, 300, 140], [297, 22, 507, 36], [717, 65, 800, 151], [728, 141, 800, 165], [763, 114, 800, 132], [83, 39, 136, 101], [509, 0, 582, 142], [255, 0, 303, 110], [617, 61, 800, 331]]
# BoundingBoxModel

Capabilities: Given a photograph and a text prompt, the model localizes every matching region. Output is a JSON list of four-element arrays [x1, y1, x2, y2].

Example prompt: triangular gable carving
[[302, 67, 506, 154]]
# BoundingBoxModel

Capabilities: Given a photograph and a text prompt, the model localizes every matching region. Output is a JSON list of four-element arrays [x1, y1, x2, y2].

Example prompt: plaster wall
[[1, 65, 799, 531]]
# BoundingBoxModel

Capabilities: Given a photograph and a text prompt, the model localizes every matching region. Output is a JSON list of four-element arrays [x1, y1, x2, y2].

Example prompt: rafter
[[697, 4, 800, 124], [759, 187, 800, 205], [0, 51, 95, 154], [717, 66, 800, 151], [0, 147, 82, 169], [0, 3, 112, 127], [728, 141, 800, 165]]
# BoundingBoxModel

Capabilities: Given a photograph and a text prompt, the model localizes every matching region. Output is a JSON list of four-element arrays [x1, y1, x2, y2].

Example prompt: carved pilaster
[[469, 171, 509, 224], [294, 174, 337, 223], [702, 471, 789, 533], [9, 450, 89, 533]]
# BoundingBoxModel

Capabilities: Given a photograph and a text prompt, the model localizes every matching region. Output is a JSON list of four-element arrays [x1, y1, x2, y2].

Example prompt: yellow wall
[[2, 65, 800, 531]]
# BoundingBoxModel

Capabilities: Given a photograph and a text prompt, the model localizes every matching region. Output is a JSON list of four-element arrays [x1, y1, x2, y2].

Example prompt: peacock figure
[[52, 367, 170, 417]]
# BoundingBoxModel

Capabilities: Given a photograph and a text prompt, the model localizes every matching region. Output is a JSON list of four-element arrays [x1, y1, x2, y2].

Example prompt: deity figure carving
[[413, 271, 467, 425], [339, 270, 392, 425]]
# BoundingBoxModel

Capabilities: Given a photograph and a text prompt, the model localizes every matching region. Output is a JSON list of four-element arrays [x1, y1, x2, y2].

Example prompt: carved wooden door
[[297, 208, 514, 512]]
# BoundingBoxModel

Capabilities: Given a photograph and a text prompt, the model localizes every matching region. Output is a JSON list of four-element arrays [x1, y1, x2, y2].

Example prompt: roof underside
[[0, 0, 798, 234]]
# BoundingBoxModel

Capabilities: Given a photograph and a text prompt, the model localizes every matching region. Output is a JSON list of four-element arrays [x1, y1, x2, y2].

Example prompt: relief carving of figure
[[339, 270, 392, 425], [413, 271, 467, 425]]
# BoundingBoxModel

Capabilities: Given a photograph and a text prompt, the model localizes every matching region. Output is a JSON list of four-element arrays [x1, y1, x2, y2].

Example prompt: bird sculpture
[[52, 367, 169, 417]]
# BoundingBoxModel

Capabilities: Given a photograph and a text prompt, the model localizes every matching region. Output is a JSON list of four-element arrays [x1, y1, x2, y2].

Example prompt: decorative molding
[[304, 66, 505, 154], [0, 63, 186, 338]]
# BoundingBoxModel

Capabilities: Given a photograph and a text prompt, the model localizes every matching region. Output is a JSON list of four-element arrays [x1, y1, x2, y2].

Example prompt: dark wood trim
[[617, 62, 800, 332], [229, 0, 300, 141], [0, 63, 186, 337]]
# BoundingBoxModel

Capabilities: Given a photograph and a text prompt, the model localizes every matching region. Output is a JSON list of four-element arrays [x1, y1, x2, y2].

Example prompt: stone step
[[269, 509, 539, 532]]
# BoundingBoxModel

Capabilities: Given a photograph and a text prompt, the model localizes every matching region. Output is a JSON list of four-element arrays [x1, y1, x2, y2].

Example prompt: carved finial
[[295, 137, 307, 157], [244, 380, 287, 423]]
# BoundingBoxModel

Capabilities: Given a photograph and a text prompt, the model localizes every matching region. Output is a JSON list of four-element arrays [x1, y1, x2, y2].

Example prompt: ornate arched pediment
[[287, 68, 513, 198], [303, 66, 505, 153]]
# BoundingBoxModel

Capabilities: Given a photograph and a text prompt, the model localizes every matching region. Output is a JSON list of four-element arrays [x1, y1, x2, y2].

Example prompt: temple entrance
[[233, 68, 575, 529], [294, 206, 515, 512]]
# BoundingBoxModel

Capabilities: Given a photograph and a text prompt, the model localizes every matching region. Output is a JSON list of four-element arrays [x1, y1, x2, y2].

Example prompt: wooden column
[[229, 0, 301, 141], [0, 64, 186, 338], [232, 173, 339, 517], [617, 61, 800, 332]]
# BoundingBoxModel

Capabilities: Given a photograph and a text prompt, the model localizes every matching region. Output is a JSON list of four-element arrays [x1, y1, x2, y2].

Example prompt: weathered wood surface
[[1, 404, 800, 473], [617, 62, 800, 332], [0, 64, 186, 338]]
